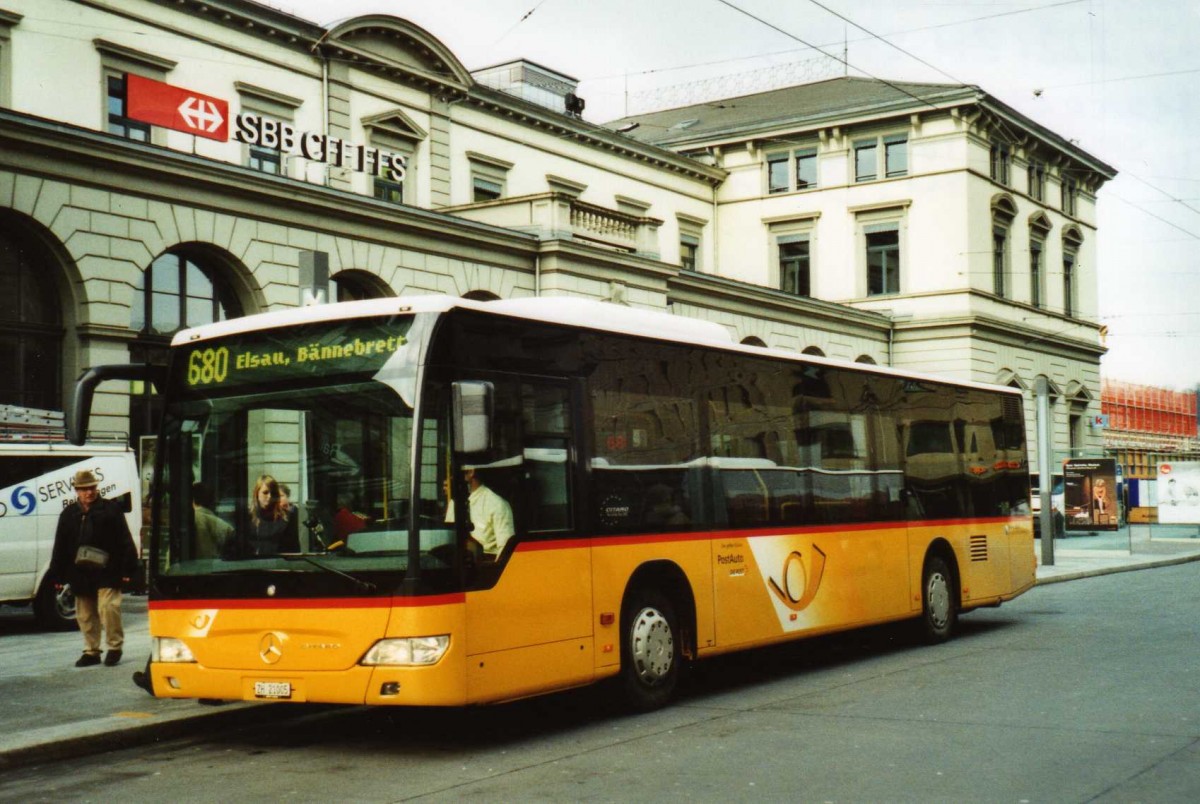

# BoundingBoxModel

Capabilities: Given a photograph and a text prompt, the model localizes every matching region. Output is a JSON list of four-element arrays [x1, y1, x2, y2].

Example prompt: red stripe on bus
[[149, 593, 465, 611], [515, 515, 1026, 551]]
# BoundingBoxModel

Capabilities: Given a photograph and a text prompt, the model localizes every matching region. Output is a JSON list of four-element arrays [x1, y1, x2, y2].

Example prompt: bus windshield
[[151, 314, 455, 595]]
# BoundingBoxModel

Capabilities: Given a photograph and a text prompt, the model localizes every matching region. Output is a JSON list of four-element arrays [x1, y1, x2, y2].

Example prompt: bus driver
[[446, 467, 514, 558]]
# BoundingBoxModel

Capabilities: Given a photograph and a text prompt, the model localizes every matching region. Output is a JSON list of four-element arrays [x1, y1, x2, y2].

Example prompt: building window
[[990, 143, 1010, 184], [1063, 228, 1082, 318], [0, 216, 62, 410], [1029, 238, 1044, 308], [677, 215, 706, 272], [993, 226, 1008, 297], [468, 151, 513, 204], [95, 39, 175, 146], [768, 153, 789, 194], [766, 147, 818, 193], [855, 134, 907, 183], [866, 228, 900, 296], [472, 177, 502, 202], [130, 249, 241, 453], [332, 270, 389, 302], [884, 135, 908, 178], [373, 177, 405, 205], [680, 234, 699, 272], [1062, 249, 1076, 317], [1028, 161, 1046, 201], [1062, 177, 1078, 216], [779, 237, 811, 297], [363, 111, 424, 207], [991, 195, 1016, 299], [248, 137, 283, 175], [106, 74, 150, 142], [795, 148, 818, 189], [855, 140, 877, 182], [234, 82, 302, 179], [132, 251, 240, 336]]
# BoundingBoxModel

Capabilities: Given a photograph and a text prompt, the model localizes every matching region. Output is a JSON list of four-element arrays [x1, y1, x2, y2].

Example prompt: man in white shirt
[[447, 468, 515, 558]]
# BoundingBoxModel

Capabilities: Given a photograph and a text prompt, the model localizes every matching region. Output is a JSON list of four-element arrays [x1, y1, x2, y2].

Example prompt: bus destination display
[[178, 318, 413, 391]]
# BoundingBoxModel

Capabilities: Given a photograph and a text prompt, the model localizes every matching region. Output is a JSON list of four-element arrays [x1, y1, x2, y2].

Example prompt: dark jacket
[[49, 497, 138, 594]]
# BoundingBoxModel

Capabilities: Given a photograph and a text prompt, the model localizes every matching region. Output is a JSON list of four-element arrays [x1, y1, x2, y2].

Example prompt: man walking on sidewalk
[[49, 469, 138, 668]]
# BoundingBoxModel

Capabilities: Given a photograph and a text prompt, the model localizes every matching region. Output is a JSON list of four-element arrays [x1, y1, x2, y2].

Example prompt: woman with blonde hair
[[242, 474, 299, 556]]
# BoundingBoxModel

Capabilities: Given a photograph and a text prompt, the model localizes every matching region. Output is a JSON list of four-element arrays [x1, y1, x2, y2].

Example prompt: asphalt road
[[3, 563, 1200, 802]]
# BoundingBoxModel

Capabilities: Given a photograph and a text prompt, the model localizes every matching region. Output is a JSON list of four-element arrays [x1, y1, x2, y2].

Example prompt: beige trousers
[[75, 588, 124, 654]]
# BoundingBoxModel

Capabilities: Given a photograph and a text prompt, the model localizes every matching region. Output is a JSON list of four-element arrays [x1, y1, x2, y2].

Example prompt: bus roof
[[171, 295, 732, 347], [171, 295, 1021, 398]]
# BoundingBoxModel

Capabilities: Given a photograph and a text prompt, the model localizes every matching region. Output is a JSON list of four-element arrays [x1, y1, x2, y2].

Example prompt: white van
[[1031, 471, 1065, 538], [0, 440, 141, 629]]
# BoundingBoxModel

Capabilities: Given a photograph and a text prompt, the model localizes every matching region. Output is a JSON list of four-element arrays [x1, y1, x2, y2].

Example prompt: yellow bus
[[70, 296, 1034, 710]]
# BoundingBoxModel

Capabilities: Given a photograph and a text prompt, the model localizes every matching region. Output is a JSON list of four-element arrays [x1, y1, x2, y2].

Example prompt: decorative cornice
[[93, 38, 178, 72], [233, 81, 304, 110]]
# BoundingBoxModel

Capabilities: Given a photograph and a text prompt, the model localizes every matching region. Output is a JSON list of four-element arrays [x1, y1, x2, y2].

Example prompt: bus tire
[[619, 588, 680, 711], [33, 576, 77, 631], [920, 555, 957, 643]]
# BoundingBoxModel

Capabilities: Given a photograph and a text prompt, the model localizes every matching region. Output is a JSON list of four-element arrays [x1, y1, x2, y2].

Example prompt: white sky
[[263, 0, 1200, 390]]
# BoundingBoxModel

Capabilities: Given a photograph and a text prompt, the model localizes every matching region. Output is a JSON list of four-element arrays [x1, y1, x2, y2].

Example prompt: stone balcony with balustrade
[[444, 192, 662, 259]]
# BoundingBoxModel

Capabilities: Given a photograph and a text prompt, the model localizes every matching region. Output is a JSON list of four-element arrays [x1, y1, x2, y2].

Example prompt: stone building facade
[[0, 0, 1114, 466]]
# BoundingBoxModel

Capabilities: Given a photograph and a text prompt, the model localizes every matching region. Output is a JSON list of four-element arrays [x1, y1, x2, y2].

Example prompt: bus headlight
[[360, 636, 449, 666], [153, 637, 196, 663]]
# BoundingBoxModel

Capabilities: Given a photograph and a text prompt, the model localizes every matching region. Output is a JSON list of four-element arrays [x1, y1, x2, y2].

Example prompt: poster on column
[[1157, 462, 1200, 525], [1063, 459, 1119, 532]]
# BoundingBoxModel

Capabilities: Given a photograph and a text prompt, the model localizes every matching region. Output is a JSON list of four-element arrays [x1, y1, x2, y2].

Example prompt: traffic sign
[[126, 74, 229, 141]]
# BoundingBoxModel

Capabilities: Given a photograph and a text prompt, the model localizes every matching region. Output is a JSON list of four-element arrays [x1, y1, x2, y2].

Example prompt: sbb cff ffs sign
[[126, 75, 229, 141]]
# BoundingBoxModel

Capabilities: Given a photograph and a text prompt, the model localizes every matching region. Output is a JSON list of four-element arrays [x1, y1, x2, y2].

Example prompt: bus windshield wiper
[[283, 554, 377, 593]]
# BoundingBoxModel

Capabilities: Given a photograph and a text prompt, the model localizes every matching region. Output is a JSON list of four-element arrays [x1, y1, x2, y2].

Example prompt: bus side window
[[520, 382, 573, 534], [590, 347, 702, 534]]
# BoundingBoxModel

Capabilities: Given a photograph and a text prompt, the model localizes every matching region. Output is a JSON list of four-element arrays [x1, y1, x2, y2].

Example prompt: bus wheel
[[920, 555, 957, 643], [620, 589, 680, 711], [33, 576, 77, 631]]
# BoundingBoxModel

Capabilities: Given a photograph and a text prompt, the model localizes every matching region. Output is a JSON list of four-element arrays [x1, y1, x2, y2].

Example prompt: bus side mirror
[[452, 381, 493, 454], [69, 364, 168, 445]]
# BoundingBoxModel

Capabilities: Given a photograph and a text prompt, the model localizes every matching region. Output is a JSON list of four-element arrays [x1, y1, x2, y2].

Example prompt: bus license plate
[[254, 681, 292, 699]]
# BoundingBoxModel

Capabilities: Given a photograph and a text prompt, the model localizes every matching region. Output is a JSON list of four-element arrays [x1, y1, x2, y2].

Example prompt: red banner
[[126, 74, 229, 141]]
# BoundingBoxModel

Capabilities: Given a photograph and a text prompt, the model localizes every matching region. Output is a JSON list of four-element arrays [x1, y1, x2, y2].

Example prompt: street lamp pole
[[1037, 376, 1054, 566]]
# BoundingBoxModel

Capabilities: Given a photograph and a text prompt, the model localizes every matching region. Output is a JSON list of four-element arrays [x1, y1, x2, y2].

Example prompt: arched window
[[130, 248, 242, 446], [801, 346, 825, 357], [463, 290, 501, 302], [331, 270, 391, 302], [132, 250, 239, 335], [0, 218, 62, 410], [991, 195, 1017, 298], [740, 336, 767, 348], [854, 354, 877, 365]]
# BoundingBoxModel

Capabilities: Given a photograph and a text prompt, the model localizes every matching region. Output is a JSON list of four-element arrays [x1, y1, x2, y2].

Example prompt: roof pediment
[[362, 109, 428, 141], [324, 15, 472, 89]]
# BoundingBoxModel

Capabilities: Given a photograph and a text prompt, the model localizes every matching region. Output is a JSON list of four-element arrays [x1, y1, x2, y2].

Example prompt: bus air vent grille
[[969, 534, 988, 562]]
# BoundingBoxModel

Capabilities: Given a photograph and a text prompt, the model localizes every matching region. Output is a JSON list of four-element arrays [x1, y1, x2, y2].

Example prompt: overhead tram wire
[[492, 0, 551, 48], [711, 0, 968, 115], [801, 0, 970, 87], [585, 0, 1087, 84], [722, 1, 1200, 234]]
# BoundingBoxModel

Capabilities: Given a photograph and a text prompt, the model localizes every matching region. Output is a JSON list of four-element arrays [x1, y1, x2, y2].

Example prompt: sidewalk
[[0, 595, 277, 771], [4, 536, 1200, 772]]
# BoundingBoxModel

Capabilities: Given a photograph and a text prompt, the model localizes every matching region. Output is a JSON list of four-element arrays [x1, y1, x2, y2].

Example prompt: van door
[[0, 454, 46, 602]]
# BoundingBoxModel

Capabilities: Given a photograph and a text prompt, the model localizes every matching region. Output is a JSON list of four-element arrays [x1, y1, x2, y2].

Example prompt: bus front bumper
[[148, 662, 468, 706]]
